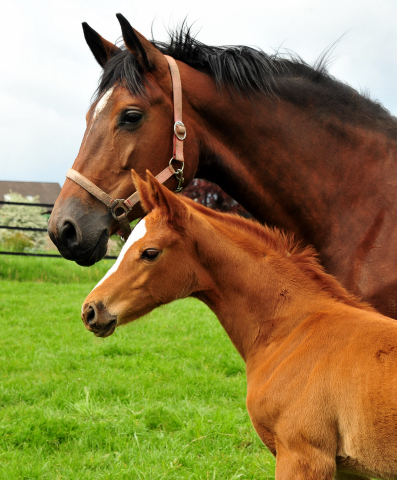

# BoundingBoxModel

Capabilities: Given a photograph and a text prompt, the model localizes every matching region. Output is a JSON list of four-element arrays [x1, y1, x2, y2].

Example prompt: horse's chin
[[75, 236, 109, 266], [57, 228, 109, 266], [75, 251, 106, 267]]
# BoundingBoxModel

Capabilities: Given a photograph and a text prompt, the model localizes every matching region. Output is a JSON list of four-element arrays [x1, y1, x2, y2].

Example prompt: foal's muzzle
[[81, 301, 117, 338]]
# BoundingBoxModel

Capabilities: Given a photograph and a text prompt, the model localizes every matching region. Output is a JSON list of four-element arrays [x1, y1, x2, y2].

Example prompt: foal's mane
[[184, 197, 373, 311], [95, 24, 395, 130]]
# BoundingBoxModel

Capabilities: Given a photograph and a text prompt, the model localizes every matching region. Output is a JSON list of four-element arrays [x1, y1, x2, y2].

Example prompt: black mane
[[96, 26, 328, 98], [95, 25, 395, 129]]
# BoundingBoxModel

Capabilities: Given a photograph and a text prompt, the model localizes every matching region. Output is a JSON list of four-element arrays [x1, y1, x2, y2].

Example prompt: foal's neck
[[191, 214, 335, 362]]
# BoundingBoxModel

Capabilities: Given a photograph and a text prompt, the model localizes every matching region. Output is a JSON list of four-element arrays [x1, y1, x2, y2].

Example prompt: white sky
[[1, 0, 397, 186]]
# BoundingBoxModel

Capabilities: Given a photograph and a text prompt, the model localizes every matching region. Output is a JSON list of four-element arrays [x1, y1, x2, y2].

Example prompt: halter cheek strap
[[165, 55, 186, 162], [165, 55, 185, 193], [65, 55, 186, 241]]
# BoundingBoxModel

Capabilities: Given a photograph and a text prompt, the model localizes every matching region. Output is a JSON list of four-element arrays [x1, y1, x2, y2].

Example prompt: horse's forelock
[[93, 48, 147, 104]]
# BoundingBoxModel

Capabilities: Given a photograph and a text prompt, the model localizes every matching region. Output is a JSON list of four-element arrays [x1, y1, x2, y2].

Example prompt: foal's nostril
[[82, 301, 117, 337], [86, 306, 97, 326], [60, 221, 78, 248]]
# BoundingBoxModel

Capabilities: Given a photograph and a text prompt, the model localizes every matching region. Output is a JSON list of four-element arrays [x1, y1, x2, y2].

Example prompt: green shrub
[[0, 191, 47, 251], [1, 231, 34, 252]]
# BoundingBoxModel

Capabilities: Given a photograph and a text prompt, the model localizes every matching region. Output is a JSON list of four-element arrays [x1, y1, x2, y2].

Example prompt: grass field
[[0, 255, 275, 479]]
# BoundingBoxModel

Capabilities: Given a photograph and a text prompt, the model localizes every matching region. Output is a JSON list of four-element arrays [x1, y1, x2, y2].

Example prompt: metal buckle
[[169, 158, 185, 193], [109, 199, 130, 220], [174, 121, 187, 141]]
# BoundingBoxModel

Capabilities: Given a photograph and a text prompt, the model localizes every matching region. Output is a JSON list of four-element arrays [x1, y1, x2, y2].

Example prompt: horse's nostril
[[86, 306, 96, 326], [61, 221, 78, 248]]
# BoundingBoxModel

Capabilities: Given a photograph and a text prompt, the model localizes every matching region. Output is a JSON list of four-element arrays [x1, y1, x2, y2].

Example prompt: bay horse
[[49, 13, 397, 319], [82, 170, 397, 480]]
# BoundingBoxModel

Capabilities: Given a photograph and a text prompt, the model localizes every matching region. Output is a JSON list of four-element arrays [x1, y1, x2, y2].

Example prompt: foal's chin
[[87, 312, 140, 337]]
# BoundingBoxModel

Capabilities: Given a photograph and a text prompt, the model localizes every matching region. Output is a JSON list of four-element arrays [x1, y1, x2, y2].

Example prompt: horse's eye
[[122, 110, 143, 124], [141, 249, 160, 261]]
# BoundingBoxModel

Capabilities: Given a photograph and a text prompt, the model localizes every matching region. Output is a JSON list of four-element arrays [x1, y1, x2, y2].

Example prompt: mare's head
[[48, 14, 198, 266], [81, 170, 205, 338]]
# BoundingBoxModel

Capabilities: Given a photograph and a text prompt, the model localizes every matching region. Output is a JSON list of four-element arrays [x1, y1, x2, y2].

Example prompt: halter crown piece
[[65, 55, 186, 241]]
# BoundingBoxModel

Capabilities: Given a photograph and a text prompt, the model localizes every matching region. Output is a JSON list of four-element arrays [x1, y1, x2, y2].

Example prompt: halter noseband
[[65, 55, 186, 240]]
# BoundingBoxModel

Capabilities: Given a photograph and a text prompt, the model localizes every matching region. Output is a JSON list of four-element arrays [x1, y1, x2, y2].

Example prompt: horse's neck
[[184, 70, 397, 258], [191, 215, 334, 361]]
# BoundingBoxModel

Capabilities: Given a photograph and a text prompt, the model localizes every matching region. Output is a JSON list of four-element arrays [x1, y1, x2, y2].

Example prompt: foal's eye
[[141, 249, 160, 261], [121, 110, 143, 124]]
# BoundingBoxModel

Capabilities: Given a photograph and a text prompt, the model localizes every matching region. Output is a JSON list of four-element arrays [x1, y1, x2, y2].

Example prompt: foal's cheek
[[114, 292, 156, 325]]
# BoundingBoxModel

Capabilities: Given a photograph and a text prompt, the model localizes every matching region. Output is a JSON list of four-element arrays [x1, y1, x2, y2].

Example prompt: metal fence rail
[[0, 200, 117, 260], [0, 226, 48, 232], [0, 200, 54, 207], [0, 251, 68, 258]]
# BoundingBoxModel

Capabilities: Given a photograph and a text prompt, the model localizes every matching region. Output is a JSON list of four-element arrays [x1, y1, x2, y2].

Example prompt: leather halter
[[66, 55, 186, 240]]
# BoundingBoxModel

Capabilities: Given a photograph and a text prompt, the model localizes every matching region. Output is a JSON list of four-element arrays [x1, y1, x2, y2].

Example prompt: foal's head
[[81, 171, 204, 338], [81, 169, 368, 338]]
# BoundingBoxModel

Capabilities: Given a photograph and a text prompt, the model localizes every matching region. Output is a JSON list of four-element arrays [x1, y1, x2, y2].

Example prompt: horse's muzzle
[[48, 196, 111, 266], [81, 301, 118, 338]]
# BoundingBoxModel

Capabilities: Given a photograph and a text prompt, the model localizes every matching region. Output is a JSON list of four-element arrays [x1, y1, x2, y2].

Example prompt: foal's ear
[[116, 13, 167, 73], [131, 169, 156, 213], [82, 22, 121, 68], [145, 171, 189, 227], [131, 169, 188, 226]]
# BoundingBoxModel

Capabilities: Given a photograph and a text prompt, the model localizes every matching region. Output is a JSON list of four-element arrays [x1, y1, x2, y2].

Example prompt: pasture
[[0, 256, 274, 479]]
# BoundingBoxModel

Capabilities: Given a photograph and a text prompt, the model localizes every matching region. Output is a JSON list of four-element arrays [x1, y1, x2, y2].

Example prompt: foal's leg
[[275, 442, 335, 480]]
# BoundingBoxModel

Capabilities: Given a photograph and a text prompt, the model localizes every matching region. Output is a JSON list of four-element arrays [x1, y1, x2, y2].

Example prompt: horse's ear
[[116, 13, 166, 72], [131, 170, 156, 213], [82, 22, 121, 68], [145, 170, 188, 227]]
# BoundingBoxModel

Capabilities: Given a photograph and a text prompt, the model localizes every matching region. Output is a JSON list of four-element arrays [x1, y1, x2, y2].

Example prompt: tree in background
[[0, 192, 47, 252], [182, 179, 251, 217]]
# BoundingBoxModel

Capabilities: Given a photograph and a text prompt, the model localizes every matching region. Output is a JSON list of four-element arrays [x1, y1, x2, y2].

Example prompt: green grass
[[0, 255, 115, 284], [0, 255, 275, 479]]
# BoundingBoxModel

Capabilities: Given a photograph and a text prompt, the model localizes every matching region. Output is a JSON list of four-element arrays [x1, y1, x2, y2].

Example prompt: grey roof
[[0, 181, 61, 205]]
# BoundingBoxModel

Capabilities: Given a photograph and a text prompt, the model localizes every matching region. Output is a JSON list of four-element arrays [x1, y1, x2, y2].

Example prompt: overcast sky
[[1, 0, 397, 187]]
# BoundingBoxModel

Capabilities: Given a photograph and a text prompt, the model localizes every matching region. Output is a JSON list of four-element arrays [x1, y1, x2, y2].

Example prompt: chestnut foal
[[82, 171, 397, 480]]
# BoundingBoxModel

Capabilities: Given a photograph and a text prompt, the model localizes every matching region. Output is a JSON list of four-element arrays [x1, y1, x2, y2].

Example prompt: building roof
[[0, 181, 61, 205]]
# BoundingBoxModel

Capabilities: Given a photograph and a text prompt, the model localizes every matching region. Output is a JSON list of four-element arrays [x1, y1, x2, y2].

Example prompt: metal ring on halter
[[109, 199, 130, 220], [169, 157, 185, 172], [169, 158, 185, 193], [174, 121, 187, 141]]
